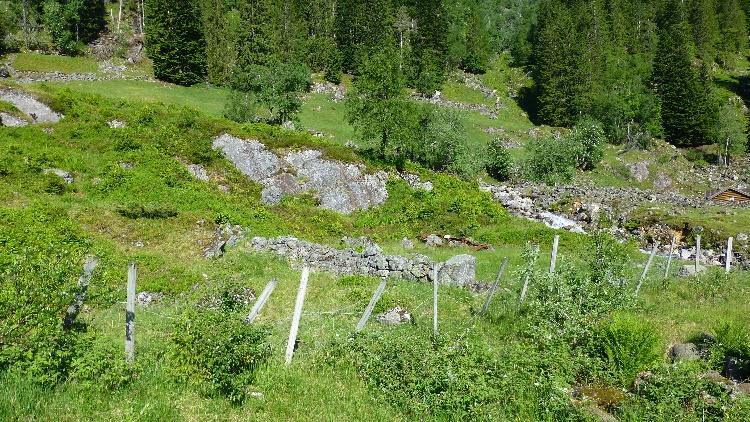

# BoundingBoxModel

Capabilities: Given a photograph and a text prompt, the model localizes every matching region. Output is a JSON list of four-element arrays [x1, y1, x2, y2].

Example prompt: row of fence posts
[[117, 233, 736, 364]]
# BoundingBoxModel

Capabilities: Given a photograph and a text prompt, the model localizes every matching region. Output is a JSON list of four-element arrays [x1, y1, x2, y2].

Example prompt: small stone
[[425, 234, 444, 247], [0, 66, 10, 78], [186, 163, 209, 182], [135, 291, 164, 307], [678, 264, 707, 277], [376, 307, 412, 325], [670, 343, 700, 362], [107, 119, 126, 129], [43, 168, 74, 184], [401, 238, 414, 249], [119, 162, 134, 169]]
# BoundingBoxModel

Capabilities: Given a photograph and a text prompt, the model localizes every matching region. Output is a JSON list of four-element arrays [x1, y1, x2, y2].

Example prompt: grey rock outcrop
[[670, 343, 700, 362], [678, 264, 707, 277], [250, 236, 475, 285], [43, 168, 74, 184], [203, 223, 244, 259], [0, 89, 62, 123], [0, 112, 28, 127], [186, 163, 210, 182], [629, 161, 650, 182], [213, 134, 388, 214], [438, 254, 476, 286], [425, 234, 444, 247]]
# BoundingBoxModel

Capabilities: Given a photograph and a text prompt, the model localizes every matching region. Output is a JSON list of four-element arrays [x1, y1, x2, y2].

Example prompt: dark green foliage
[[41, 0, 105, 54], [593, 314, 663, 387], [225, 61, 310, 124], [68, 335, 139, 391], [485, 137, 513, 181], [653, 1, 717, 147], [690, 0, 721, 61], [409, 106, 476, 178], [145, 0, 206, 85], [116, 204, 178, 219], [715, 319, 750, 359], [412, 0, 449, 91], [461, 2, 490, 74], [169, 308, 271, 403], [0, 206, 90, 384], [334, 0, 394, 73], [43, 173, 68, 194]]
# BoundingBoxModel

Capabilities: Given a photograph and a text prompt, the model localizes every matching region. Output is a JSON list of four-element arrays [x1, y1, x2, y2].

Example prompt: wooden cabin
[[707, 188, 750, 204]]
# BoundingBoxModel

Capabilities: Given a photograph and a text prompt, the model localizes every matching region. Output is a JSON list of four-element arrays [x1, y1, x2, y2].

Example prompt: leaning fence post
[[695, 235, 701, 272], [549, 235, 560, 273], [635, 243, 658, 296], [285, 267, 309, 365], [664, 235, 676, 279], [355, 278, 387, 333], [245, 279, 277, 324], [125, 262, 136, 364], [433, 264, 439, 337], [726, 237, 733, 273], [63, 256, 98, 330], [481, 257, 509, 315]]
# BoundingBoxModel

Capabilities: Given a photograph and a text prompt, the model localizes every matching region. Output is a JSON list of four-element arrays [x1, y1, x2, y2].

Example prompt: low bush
[[116, 204, 178, 219], [169, 308, 271, 403], [486, 137, 513, 181], [568, 118, 606, 171], [523, 136, 575, 185], [593, 314, 663, 387], [715, 319, 750, 360], [68, 335, 139, 391]]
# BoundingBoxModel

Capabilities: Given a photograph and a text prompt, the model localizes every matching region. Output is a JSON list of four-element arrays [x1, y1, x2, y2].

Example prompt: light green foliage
[[68, 335, 139, 391], [568, 118, 606, 170], [346, 47, 415, 158], [715, 100, 748, 164], [226, 61, 310, 125], [523, 136, 575, 185], [593, 314, 663, 387], [410, 106, 477, 178], [486, 137, 513, 181], [170, 308, 271, 403], [714, 319, 750, 359]]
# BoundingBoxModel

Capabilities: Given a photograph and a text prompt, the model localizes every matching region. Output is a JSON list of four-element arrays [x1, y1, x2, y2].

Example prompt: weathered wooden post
[[125, 262, 136, 364], [433, 264, 439, 337], [665, 235, 676, 279], [549, 235, 560, 273], [481, 257, 509, 315], [635, 243, 658, 296], [63, 256, 98, 330], [355, 278, 387, 333], [695, 235, 701, 272], [285, 267, 309, 365], [245, 279, 277, 324], [726, 237, 733, 273]]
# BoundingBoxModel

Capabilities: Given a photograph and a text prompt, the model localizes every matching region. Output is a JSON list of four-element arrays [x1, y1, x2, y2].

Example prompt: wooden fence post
[[355, 278, 387, 333], [481, 257, 509, 315], [695, 235, 701, 272], [665, 235, 676, 279], [63, 256, 98, 330], [245, 279, 277, 324], [125, 262, 136, 364], [549, 235, 560, 273], [433, 264, 439, 337], [285, 267, 309, 365], [635, 243, 658, 296], [726, 237, 733, 273]]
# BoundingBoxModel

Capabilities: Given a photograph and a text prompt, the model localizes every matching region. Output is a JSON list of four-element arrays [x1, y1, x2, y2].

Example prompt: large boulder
[[670, 343, 700, 362], [629, 161, 650, 182], [439, 254, 476, 286], [678, 264, 706, 277]]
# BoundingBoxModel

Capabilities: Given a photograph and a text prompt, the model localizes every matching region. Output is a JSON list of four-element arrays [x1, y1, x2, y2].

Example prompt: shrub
[[593, 314, 663, 387], [486, 137, 513, 181], [116, 204, 178, 219], [523, 136, 575, 185], [68, 335, 139, 391], [43, 174, 67, 195], [568, 118, 606, 170], [169, 308, 271, 403]]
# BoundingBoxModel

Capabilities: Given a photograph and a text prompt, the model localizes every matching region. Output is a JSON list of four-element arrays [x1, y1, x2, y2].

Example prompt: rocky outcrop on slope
[[212, 134, 388, 214], [0, 88, 62, 124]]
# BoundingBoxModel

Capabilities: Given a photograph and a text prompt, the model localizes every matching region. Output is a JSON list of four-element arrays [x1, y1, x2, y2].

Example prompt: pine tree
[[653, 0, 715, 147], [462, 1, 491, 74], [532, 0, 578, 126], [718, 0, 748, 54], [412, 0, 449, 91], [145, 0, 206, 85], [689, 0, 720, 62]]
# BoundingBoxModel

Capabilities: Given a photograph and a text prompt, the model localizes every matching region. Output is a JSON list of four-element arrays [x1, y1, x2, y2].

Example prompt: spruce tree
[[145, 0, 206, 85], [689, 0, 720, 62], [532, 0, 578, 126], [462, 1, 491, 74], [718, 0, 748, 54], [653, 0, 715, 147]]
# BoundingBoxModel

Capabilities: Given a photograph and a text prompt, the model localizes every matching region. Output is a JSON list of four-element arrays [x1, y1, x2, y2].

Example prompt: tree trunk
[[118, 0, 124, 33]]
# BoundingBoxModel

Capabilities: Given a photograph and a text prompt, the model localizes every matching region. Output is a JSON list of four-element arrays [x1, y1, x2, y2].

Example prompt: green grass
[[51, 80, 230, 117], [13, 53, 100, 74], [298, 93, 356, 144]]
